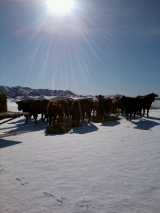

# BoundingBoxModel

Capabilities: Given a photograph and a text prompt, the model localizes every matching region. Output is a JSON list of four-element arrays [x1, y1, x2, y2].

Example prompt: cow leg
[[121, 107, 124, 116], [53, 116, 57, 125], [86, 111, 91, 123], [48, 116, 52, 126], [88, 113, 91, 123], [130, 112, 132, 120], [33, 114, 37, 124], [143, 108, 145, 117], [45, 113, 48, 121], [107, 110, 110, 117], [101, 112, 104, 121], [83, 113, 85, 122], [25, 115, 28, 124], [42, 113, 47, 121], [126, 113, 129, 120], [133, 111, 136, 119], [41, 113, 43, 120], [147, 109, 149, 117], [78, 113, 80, 123], [88, 116, 91, 123], [140, 110, 142, 118], [65, 111, 69, 118]]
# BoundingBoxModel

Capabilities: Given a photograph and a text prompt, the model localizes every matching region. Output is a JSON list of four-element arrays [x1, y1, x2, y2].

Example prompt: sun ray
[[46, 0, 74, 15]]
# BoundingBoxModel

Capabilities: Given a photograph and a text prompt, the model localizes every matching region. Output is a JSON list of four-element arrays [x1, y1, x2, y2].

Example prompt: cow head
[[16, 101, 23, 111], [95, 95, 104, 101], [148, 93, 158, 102]]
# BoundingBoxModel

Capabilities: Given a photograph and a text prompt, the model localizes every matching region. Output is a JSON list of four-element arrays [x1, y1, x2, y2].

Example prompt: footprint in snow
[[16, 178, 29, 186], [76, 199, 91, 209], [0, 168, 5, 173], [16, 178, 22, 182], [21, 182, 29, 186], [43, 192, 69, 205], [43, 192, 56, 198]]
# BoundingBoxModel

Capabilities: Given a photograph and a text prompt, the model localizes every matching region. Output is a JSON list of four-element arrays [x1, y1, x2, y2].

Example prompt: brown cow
[[56, 99, 69, 118], [47, 100, 63, 126], [105, 97, 112, 112], [66, 98, 75, 117], [136, 93, 158, 117], [91, 99, 98, 116]]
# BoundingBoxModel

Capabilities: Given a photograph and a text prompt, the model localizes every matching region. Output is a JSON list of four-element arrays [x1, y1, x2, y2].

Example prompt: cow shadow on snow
[[71, 122, 98, 134], [7, 117, 27, 124], [0, 118, 48, 138], [0, 138, 22, 149], [145, 116, 160, 121], [131, 118, 159, 130], [101, 120, 121, 127]]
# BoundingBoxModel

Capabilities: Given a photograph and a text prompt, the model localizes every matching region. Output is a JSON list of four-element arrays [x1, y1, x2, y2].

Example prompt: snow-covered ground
[[0, 100, 160, 213]]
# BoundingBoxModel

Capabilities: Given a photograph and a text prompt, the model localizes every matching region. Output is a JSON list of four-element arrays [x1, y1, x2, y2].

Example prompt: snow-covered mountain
[[0, 85, 123, 99], [0, 86, 84, 98]]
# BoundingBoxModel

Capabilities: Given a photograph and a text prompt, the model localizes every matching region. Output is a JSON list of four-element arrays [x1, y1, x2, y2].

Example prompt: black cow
[[71, 99, 92, 123], [16, 99, 49, 124], [119, 96, 143, 120], [136, 93, 158, 117], [95, 95, 110, 120], [16, 100, 33, 124]]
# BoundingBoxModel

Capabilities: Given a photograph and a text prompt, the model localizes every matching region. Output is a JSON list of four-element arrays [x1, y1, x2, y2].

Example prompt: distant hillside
[[0, 85, 123, 99], [0, 85, 81, 98]]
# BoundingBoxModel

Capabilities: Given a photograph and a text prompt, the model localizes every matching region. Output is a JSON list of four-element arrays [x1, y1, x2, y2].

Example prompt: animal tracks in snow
[[16, 178, 21, 181], [76, 198, 92, 210], [43, 192, 56, 198], [16, 178, 29, 186], [43, 192, 69, 205], [0, 165, 5, 173]]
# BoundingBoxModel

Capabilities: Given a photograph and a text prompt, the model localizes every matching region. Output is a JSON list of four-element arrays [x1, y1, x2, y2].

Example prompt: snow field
[[0, 100, 160, 213]]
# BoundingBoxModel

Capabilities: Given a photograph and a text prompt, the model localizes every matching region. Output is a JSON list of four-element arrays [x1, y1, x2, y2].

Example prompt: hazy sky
[[0, 0, 160, 96]]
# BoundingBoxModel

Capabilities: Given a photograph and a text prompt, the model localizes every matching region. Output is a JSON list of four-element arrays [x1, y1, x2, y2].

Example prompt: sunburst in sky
[[45, 0, 74, 15], [0, 0, 160, 96]]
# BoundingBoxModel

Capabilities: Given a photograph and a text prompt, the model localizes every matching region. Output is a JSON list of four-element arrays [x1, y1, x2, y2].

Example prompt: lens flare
[[46, 0, 74, 15]]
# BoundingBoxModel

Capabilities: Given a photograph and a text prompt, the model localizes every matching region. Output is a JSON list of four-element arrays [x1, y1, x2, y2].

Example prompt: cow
[[56, 99, 69, 118], [16, 100, 33, 124], [95, 95, 110, 120], [66, 98, 75, 117], [38, 99, 50, 121], [119, 96, 143, 120], [104, 97, 112, 113], [136, 93, 158, 117], [91, 99, 98, 116], [47, 100, 63, 126], [71, 98, 92, 123], [28, 99, 51, 124], [104, 97, 118, 114], [16, 99, 50, 124]]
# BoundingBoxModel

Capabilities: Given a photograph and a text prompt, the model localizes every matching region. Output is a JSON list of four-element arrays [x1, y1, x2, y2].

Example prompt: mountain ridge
[[0, 85, 122, 99], [0, 85, 90, 98]]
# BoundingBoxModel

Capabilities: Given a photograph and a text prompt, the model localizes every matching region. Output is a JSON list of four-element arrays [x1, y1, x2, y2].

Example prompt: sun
[[46, 0, 74, 15]]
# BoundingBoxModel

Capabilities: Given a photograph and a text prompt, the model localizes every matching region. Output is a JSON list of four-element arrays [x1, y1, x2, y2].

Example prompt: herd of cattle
[[16, 93, 158, 125]]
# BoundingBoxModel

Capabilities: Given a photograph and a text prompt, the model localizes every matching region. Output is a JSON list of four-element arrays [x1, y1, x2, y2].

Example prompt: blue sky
[[0, 0, 160, 96]]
